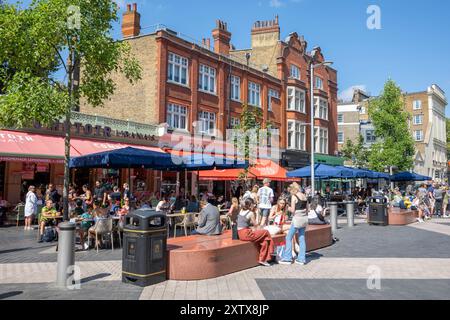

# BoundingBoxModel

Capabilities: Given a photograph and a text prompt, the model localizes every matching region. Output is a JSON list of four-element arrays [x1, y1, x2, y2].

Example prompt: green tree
[[0, 0, 142, 219], [235, 103, 270, 180], [446, 118, 450, 159], [341, 134, 369, 168], [367, 79, 415, 172]]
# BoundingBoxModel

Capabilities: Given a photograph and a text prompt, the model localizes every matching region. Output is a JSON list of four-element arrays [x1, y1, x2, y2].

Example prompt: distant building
[[338, 85, 448, 180], [404, 85, 447, 181]]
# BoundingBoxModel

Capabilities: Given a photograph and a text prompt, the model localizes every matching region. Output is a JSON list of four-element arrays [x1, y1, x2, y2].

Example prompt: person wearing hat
[[258, 178, 274, 227]]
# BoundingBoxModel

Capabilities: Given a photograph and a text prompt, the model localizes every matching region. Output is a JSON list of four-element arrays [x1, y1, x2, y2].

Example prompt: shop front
[[0, 112, 162, 205]]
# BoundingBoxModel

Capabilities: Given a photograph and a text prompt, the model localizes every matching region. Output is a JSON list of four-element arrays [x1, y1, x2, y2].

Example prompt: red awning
[[0, 129, 165, 163], [199, 159, 298, 182]]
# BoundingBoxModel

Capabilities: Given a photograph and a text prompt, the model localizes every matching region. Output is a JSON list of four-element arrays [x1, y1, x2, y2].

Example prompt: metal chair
[[174, 213, 197, 237], [15, 204, 25, 227], [88, 218, 114, 252]]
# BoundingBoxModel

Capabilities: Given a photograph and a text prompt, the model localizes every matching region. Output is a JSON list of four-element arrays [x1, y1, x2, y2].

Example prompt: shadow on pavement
[[80, 273, 112, 284], [0, 291, 23, 300]]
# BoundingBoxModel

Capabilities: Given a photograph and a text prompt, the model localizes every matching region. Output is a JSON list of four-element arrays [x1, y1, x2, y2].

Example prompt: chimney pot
[[127, 4, 131, 11], [122, 3, 141, 38], [133, 3, 137, 11]]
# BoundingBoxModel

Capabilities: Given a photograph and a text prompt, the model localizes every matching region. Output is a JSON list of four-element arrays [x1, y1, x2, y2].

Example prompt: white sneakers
[[443, 214, 450, 218], [416, 218, 425, 223], [295, 261, 305, 265]]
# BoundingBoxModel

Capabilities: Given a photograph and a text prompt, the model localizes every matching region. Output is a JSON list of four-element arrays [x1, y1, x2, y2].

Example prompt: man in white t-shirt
[[258, 178, 274, 226]]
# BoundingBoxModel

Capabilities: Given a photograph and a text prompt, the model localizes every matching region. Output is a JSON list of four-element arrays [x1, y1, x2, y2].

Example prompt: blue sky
[[9, 0, 450, 114], [113, 0, 450, 114]]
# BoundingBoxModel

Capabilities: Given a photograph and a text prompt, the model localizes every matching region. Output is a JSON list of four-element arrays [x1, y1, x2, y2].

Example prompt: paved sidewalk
[[1, 219, 450, 300]]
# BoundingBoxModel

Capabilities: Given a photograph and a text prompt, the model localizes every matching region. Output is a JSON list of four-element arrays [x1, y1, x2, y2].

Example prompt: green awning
[[314, 154, 344, 166]]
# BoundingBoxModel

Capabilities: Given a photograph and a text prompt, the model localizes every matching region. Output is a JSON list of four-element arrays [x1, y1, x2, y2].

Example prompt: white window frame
[[290, 65, 300, 80], [337, 113, 344, 123], [230, 75, 241, 101], [230, 117, 240, 128], [337, 131, 344, 144], [414, 130, 423, 141], [314, 76, 323, 90], [166, 103, 188, 130], [287, 86, 306, 113], [314, 97, 329, 120], [168, 52, 189, 86], [287, 120, 306, 151], [314, 127, 328, 154], [198, 64, 216, 94], [413, 100, 422, 110], [268, 88, 280, 111], [198, 111, 216, 135], [413, 114, 423, 125], [248, 81, 261, 107]]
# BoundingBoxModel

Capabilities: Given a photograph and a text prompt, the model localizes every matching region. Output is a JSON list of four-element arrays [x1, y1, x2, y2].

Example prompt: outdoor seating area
[[166, 225, 333, 281]]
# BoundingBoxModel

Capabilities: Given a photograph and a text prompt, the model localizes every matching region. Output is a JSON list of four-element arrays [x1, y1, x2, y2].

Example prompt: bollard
[[56, 222, 76, 288], [327, 202, 338, 235], [345, 201, 355, 227]]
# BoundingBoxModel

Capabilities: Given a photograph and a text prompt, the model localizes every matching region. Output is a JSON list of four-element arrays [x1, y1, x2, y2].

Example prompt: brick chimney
[[122, 3, 141, 38], [251, 15, 280, 48], [212, 20, 231, 55]]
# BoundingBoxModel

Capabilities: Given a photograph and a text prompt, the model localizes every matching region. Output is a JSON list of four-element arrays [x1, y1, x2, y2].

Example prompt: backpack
[[42, 228, 56, 242]]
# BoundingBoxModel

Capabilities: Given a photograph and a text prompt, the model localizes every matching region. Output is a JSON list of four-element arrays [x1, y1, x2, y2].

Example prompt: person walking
[[237, 198, 274, 267], [433, 184, 444, 218], [279, 182, 308, 265], [258, 178, 274, 227], [24, 186, 38, 230]]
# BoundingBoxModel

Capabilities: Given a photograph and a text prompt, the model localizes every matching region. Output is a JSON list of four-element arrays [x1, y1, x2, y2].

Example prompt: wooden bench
[[166, 224, 332, 281], [388, 207, 419, 225]]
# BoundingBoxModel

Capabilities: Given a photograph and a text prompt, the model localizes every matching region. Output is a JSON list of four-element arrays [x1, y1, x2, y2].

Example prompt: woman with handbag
[[279, 183, 308, 265]]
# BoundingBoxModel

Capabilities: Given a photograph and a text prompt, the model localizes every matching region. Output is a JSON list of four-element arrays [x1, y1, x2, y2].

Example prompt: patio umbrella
[[287, 164, 354, 179], [390, 171, 432, 182]]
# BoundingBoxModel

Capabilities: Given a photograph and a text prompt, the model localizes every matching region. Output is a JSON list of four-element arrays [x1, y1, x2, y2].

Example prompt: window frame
[[167, 52, 189, 86], [413, 100, 422, 110], [248, 81, 261, 107], [413, 114, 423, 125], [337, 113, 344, 124], [314, 76, 323, 90], [314, 97, 329, 120], [198, 111, 217, 135], [414, 130, 424, 141], [287, 120, 306, 151], [230, 75, 241, 102], [287, 86, 306, 113], [166, 103, 188, 130], [198, 64, 217, 94], [337, 131, 344, 144], [268, 88, 280, 111], [289, 64, 300, 80]]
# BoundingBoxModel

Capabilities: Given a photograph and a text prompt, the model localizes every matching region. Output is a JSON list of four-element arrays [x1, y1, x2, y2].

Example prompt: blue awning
[[390, 171, 432, 182], [287, 164, 354, 179]]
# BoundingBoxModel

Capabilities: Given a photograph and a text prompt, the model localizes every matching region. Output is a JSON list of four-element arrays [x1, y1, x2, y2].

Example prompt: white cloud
[[339, 85, 368, 102], [269, 0, 284, 8]]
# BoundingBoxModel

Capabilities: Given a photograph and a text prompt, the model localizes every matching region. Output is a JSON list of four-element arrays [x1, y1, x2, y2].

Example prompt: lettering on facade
[[31, 121, 156, 142]]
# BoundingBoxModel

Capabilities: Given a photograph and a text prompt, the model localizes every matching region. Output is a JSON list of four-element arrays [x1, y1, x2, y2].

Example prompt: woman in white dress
[[24, 185, 38, 230]]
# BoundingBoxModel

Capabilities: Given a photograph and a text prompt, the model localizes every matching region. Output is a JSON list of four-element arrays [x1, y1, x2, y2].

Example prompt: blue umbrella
[[70, 147, 248, 171], [390, 171, 432, 182], [287, 164, 354, 179], [336, 166, 368, 178]]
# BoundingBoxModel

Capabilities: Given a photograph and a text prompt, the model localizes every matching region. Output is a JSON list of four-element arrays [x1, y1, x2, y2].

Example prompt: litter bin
[[122, 209, 167, 287], [368, 196, 389, 226]]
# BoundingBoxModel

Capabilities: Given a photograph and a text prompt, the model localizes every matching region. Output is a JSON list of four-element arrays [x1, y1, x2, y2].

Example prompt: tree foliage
[[446, 118, 450, 159], [341, 134, 369, 168], [367, 79, 415, 172], [0, 0, 142, 127]]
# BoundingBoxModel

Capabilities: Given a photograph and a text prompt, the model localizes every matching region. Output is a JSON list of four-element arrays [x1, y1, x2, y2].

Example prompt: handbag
[[292, 210, 308, 228]]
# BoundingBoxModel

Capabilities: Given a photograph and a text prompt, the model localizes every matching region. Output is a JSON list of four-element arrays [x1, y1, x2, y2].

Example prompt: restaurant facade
[[0, 112, 164, 205]]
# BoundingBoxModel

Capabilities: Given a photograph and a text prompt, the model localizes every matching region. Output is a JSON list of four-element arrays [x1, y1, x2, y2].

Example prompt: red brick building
[[80, 3, 339, 174]]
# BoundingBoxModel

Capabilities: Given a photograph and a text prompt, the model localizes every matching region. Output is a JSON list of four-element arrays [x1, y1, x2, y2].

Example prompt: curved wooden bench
[[388, 207, 419, 225], [166, 224, 332, 281]]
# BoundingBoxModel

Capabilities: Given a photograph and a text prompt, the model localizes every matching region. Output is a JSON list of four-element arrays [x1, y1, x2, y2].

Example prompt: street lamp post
[[309, 58, 333, 197]]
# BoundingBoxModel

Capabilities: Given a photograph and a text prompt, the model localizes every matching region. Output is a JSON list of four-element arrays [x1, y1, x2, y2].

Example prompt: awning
[[0, 129, 164, 163], [199, 159, 296, 182]]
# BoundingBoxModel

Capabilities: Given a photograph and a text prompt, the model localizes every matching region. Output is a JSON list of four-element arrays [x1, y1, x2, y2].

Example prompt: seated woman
[[88, 200, 110, 248], [71, 199, 93, 250], [308, 199, 327, 225], [266, 198, 290, 235], [237, 198, 274, 267], [38, 200, 60, 243]]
